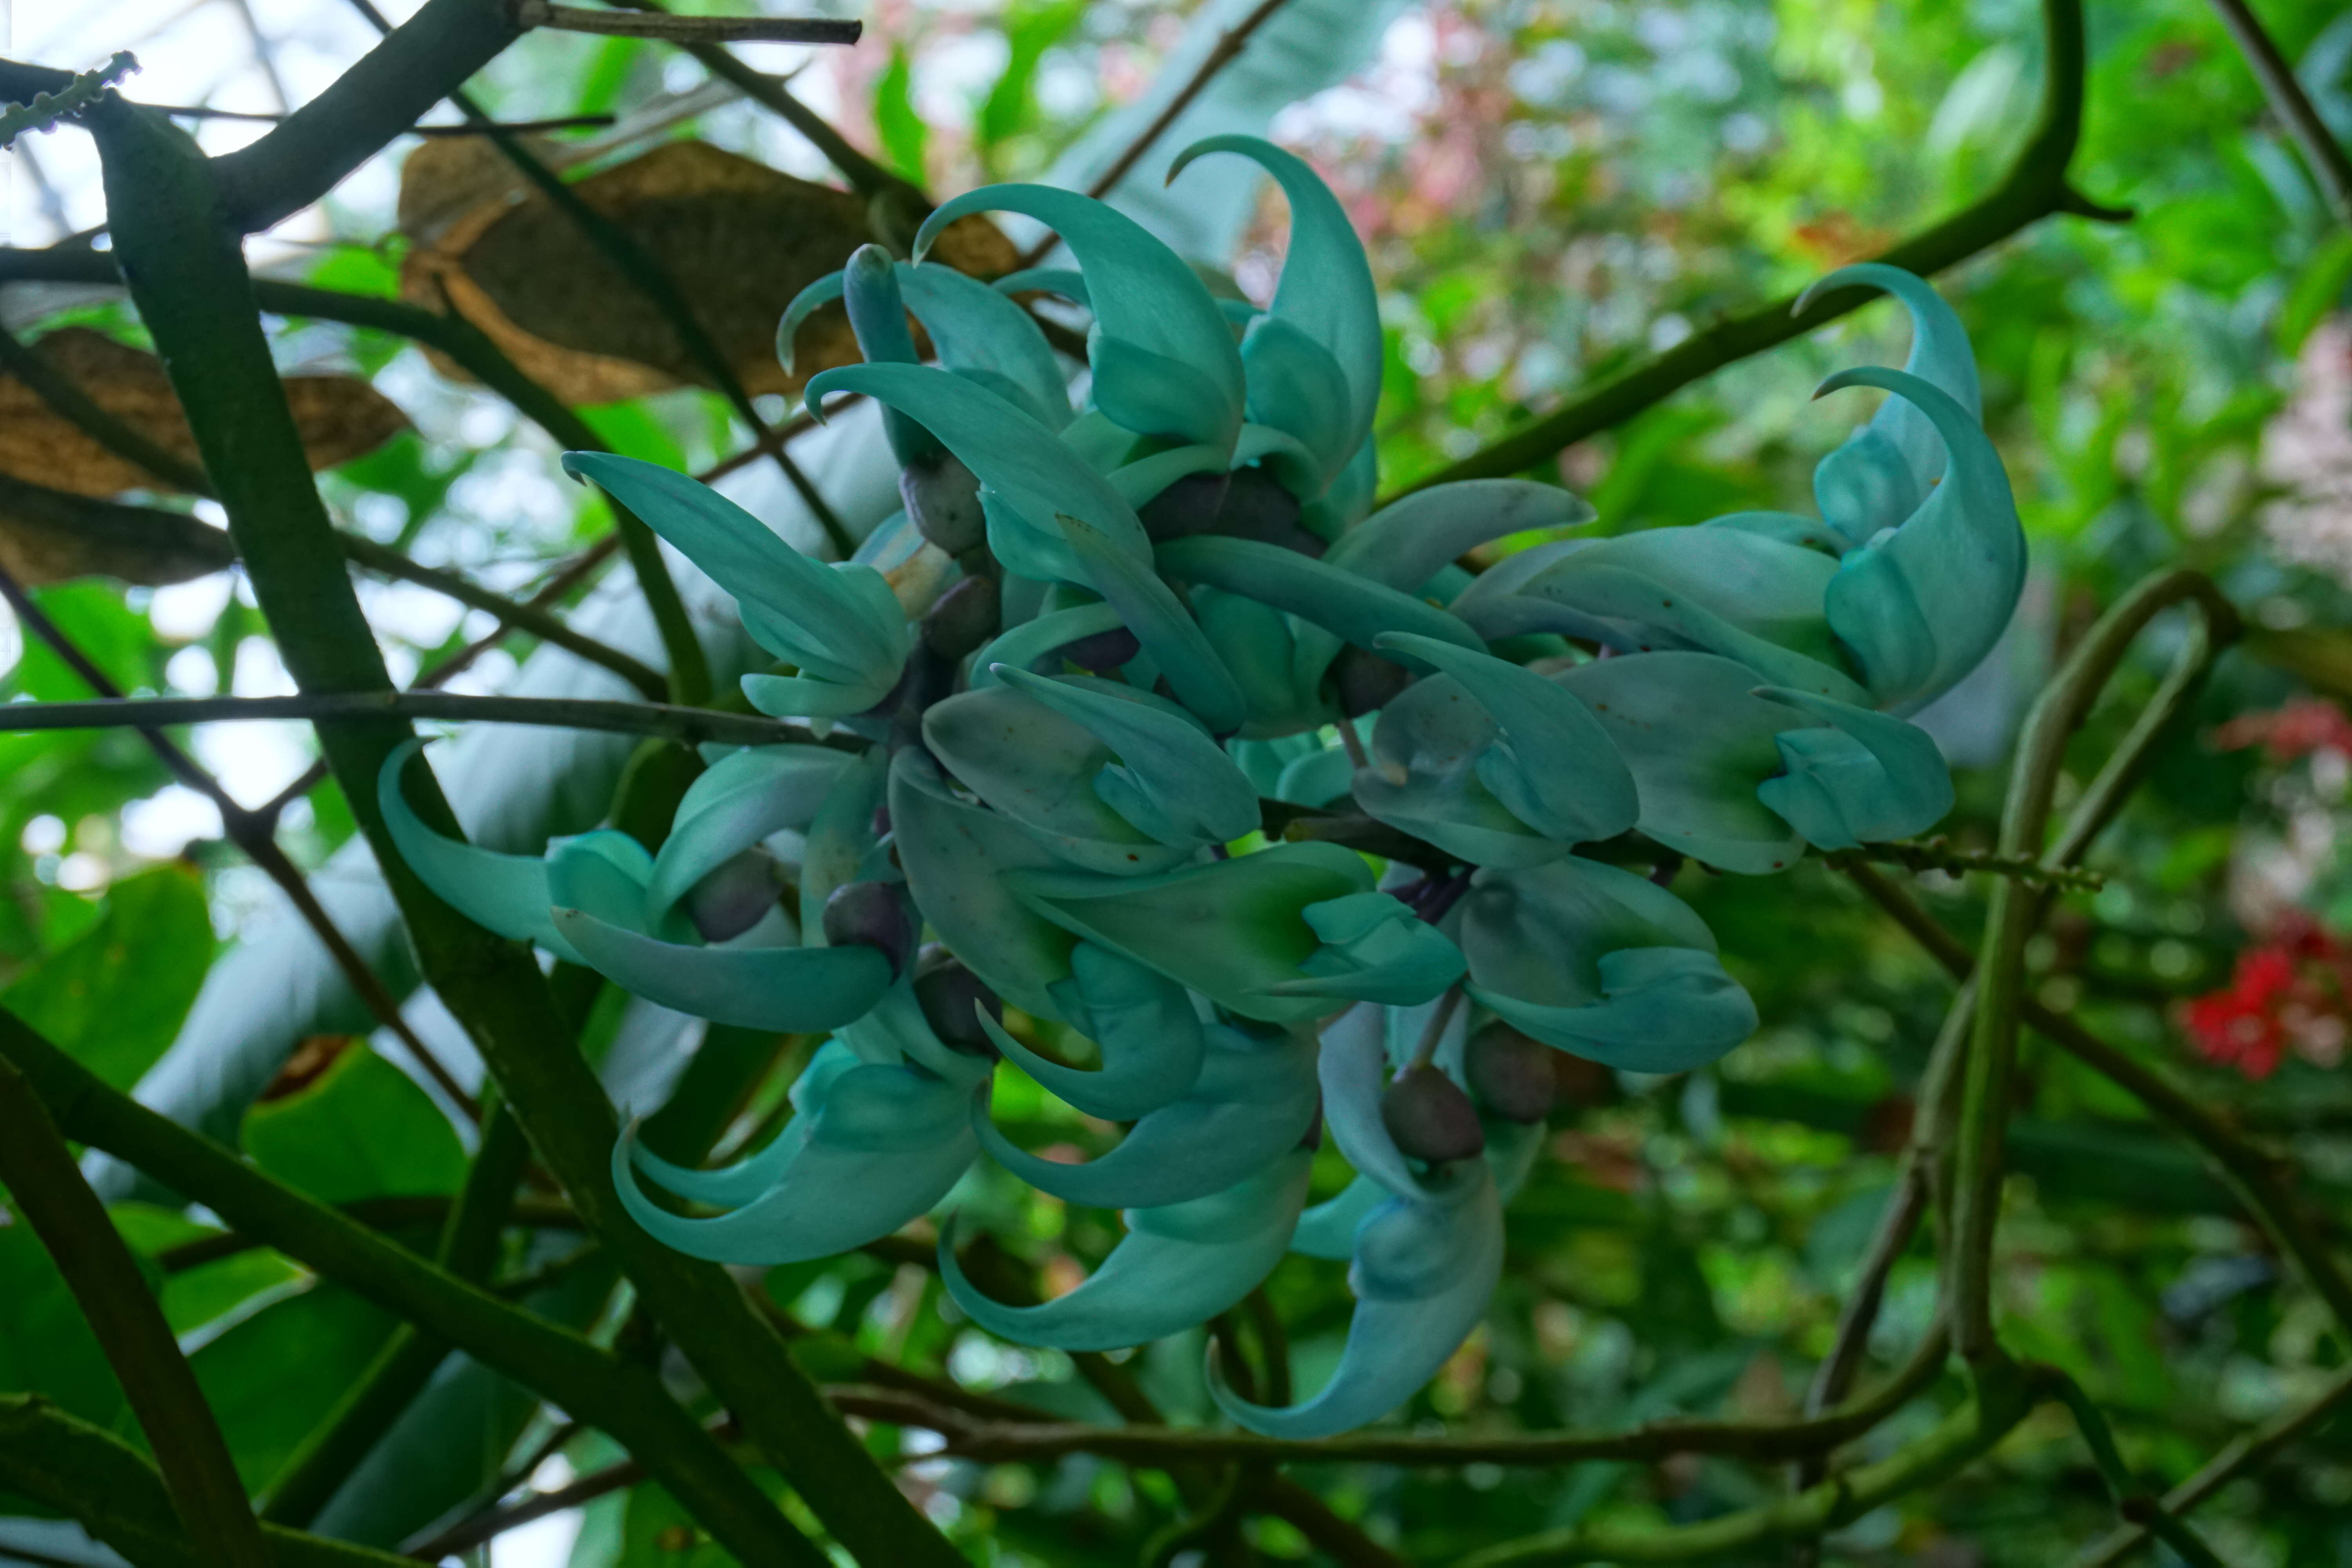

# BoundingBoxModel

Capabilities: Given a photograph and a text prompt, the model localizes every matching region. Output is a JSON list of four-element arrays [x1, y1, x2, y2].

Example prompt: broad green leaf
[[0, 865, 212, 1091], [241, 1044, 468, 1206]]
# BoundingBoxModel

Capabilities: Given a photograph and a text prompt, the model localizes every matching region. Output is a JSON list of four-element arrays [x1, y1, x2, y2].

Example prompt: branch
[[152, 104, 618, 135], [87, 100, 943, 1567], [0, 1395, 412, 1568], [2082, 1361, 2352, 1566], [0, 53, 136, 149], [2043, 1369, 2229, 1568], [1948, 571, 2241, 1363], [0, 1012, 819, 1568], [405, 1446, 651, 1559], [213, 0, 524, 234], [0, 1054, 270, 1568], [1824, 839, 2104, 891], [516, 2, 859, 45], [155, 1192, 582, 1273], [0, 690, 849, 750], [2203, 0, 2352, 220], [1087, 0, 1291, 202], [1387, 0, 2118, 498]]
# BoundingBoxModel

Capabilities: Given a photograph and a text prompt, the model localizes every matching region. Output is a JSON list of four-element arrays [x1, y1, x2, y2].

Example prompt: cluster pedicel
[[381, 137, 2023, 1438]]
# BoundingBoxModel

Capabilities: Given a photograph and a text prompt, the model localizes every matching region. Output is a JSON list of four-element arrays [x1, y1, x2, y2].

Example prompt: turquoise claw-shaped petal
[[614, 1051, 978, 1264], [887, 748, 1076, 1020], [1375, 632, 1638, 845], [1552, 652, 1808, 873], [976, 942, 1207, 1121], [552, 906, 892, 1033], [377, 740, 580, 960], [1210, 1161, 1503, 1438], [645, 745, 849, 929], [1751, 686, 1954, 849], [897, 261, 1072, 430], [968, 600, 1129, 689], [975, 1024, 1317, 1209], [561, 452, 905, 710], [1172, 136, 1381, 459], [777, 269, 844, 376], [1327, 480, 1596, 595], [991, 266, 1089, 306], [1007, 843, 1376, 1023], [994, 666, 1260, 846], [1267, 892, 1466, 1006], [1796, 263, 1982, 549], [1457, 858, 1757, 1072], [916, 184, 1243, 451], [545, 829, 661, 935], [1315, 1002, 1439, 1199], [1153, 535, 1485, 664], [797, 747, 891, 938], [1291, 1174, 1388, 1260], [1236, 318, 1357, 485], [1056, 512, 1250, 735], [840, 245, 939, 466], [625, 1040, 859, 1208], [937, 1151, 1311, 1351], [1815, 365, 2025, 714]]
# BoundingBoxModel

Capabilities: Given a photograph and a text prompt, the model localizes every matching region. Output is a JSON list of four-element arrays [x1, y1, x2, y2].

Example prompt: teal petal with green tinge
[[1269, 892, 1466, 1006], [1291, 1174, 1387, 1261], [1327, 479, 1595, 594], [377, 740, 579, 961], [974, 1024, 1316, 1208], [916, 183, 1243, 450], [976, 941, 1206, 1120], [645, 746, 849, 928], [990, 266, 1089, 306], [1209, 1161, 1503, 1439], [897, 262, 1072, 430], [968, 600, 1129, 688], [613, 1054, 978, 1264], [798, 748, 890, 940], [1154, 535, 1485, 665], [546, 829, 664, 938], [1057, 512, 1250, 735], [1815, 366, 2025, 714], [1007, 843, 1376, 1022], [624, 1041, 859, 1209], [1797, 263, 1982, 549], [936, 1151, 1310, 1351], [994, 666, 1260, 846], [1354, 673, 1579, 871], [1751, 686, 1953, 849]]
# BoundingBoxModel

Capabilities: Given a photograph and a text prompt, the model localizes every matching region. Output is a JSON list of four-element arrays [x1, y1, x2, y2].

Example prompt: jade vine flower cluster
[[381, 136, 2022, 1438]]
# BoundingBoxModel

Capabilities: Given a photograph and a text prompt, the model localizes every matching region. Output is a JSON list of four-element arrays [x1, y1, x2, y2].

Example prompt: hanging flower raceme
[[379, 136, 2026, 1439]]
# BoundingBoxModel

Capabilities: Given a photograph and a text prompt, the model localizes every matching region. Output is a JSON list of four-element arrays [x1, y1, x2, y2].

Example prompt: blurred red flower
[[2210, 699, 2352, 762], [2181, 915, 2352, 1079]]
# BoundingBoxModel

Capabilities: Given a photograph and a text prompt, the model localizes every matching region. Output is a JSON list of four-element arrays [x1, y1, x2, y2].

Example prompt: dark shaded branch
[[2043, 1369, 2230, 1568], [151, 105, 617, 135], [1088, 0, 1293, 201], [156, 1193, 582, 1273], [2203, 0, 2352, 218], [0, 1050, 270, 1568], [0, 690, 853, 750], [406, 1449, 651, 1559], [517, 3, 860, 45], [1388, 0, 2119, 497]]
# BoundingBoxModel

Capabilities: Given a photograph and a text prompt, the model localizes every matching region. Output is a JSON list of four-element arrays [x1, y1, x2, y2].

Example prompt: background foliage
[[7, 0, 2352, 1564]]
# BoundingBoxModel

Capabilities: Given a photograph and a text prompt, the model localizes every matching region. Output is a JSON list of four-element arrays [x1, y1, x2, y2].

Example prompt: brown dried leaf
[[0, 328, 411, 498], [398, 140, 1019, 405], [0, 478, 235, 587]]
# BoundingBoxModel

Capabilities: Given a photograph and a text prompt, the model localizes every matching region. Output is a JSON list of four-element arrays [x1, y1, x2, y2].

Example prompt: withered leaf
[[0, 474, 235, 587], [0, 328, 411, 499], [398, 139, 1020, 406]]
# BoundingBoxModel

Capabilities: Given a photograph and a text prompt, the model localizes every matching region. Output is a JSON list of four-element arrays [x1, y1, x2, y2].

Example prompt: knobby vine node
[[379, 136, 2027, 1439]]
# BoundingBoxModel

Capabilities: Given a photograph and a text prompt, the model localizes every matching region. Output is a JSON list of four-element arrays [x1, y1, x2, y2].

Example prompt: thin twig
[[515, 3, 860, 46], [405, 1450, 649, 1560], [1824, 839, 2104, 890], [150, 105, 619, 135], [2043, 1368, 2229, 1568], [0, 691, 854, 751], [2203, 0, 2352, 219], [0, 566, 482, 1118]]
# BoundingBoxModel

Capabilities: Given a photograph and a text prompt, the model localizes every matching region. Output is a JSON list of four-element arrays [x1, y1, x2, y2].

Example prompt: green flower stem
[[1393, 0, 2120, 498], [0, 1395, 414, 1568], [0, 691, 852, 750], [0, 1011, 823, 1568], [1949, 570, 2240, 1364], [89, 100, 956, 1568], [827, 1320, 1949, 1469], [257, 1096, 534, 1527], [2043, 1369, 2230, 1568], [2082, 1361, 2352, 1567], [0, 1053, 271, 1568], [1443, 1361, 2043, 1568]]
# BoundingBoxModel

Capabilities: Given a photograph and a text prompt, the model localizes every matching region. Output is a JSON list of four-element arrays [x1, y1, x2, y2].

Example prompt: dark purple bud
[[1381, 1065, 1486, 1163], [914, 946, 1002, 1056], [1299, 1097, 1325, 1152], [1464, 1022, 1557, 1123], [1331, 645, 1412, 717], [821, 880, 916, 978], [1050, 626, 1141, 673], [872, 802, 893, 840], [684, 848, 782, 944], [922, 574, 1001, 661], [900, 454, 986, 555], [1138, 471, 1229, 541]]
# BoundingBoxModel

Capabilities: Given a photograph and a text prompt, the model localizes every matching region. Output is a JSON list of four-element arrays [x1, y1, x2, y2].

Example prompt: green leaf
[[0, 1224, 132, 1439], [2278, 229, 2352, 357], [0, 865, 213, 1091], [189, 1281, 399, 1491], [109, 1202, 305, 1338], [978, 0, 1087, 158], [241, 1044, 468, 1205], [874, 44, 929, 185]]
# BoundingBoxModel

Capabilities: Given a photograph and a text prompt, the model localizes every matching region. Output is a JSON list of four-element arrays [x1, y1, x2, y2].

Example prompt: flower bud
[[1464, 1021, 1556, 1123], [900, 453, 986, 555], [1138, 472, 1228, 541], [922, 574, 1001, 661], [684, 848, 781, 944], [913, 946, 1002, 1056], [1330, 646, 1412, 717], [1380, 1065, 1486, 1163], [1212, 465, 1323, 557], [1051, 626, 1142, 673], [821, 880, 916, 978]]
